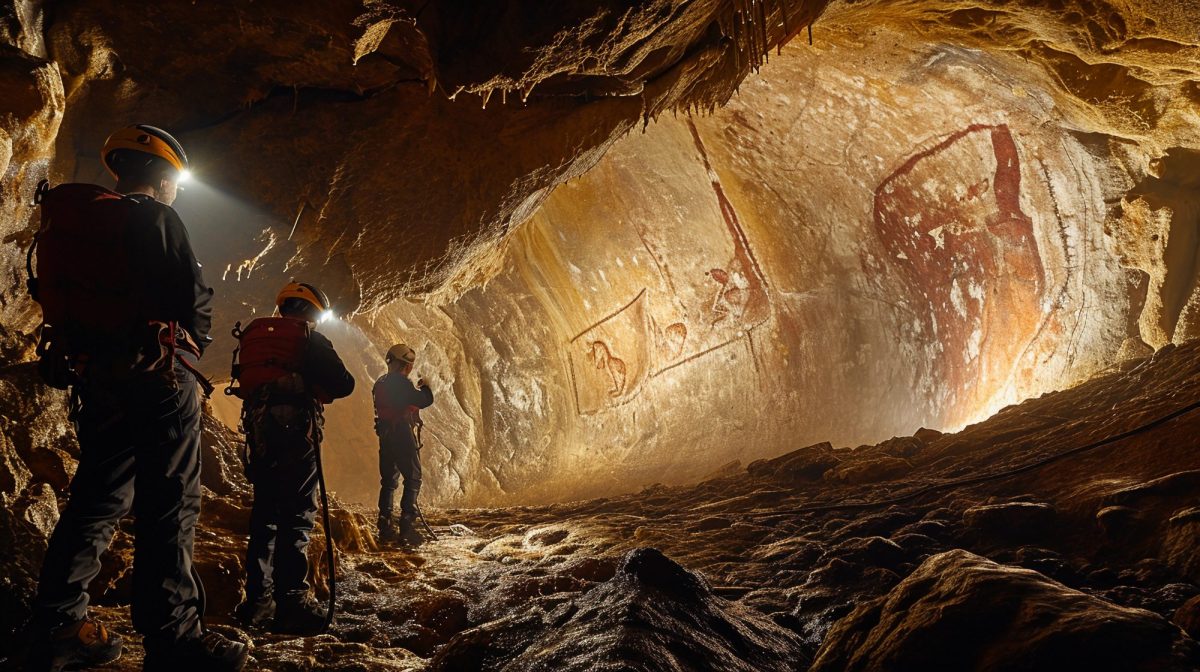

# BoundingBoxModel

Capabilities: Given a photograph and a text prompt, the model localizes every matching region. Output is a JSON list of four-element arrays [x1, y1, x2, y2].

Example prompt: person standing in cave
[[27, 126, 248, 671], [230, 282, 354, 634], [373, 344, 435, 546]]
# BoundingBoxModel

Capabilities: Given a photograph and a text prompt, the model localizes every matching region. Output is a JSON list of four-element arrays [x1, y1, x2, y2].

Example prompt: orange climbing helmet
[[101, 125, 189, 179], [276, 281, 330, 318]]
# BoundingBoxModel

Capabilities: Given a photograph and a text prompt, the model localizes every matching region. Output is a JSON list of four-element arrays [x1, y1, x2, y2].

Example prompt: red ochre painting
[[567, 122, 772, 415], [873, 124, 1046, 408]]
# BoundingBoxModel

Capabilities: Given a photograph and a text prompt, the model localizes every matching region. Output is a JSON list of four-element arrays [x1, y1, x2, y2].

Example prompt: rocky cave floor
[[10, 342, 1200, 671]]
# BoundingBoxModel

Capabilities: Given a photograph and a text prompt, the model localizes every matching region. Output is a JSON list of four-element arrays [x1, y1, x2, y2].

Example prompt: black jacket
[[372, 372, 433, 425], [125, 194, 214, 351]]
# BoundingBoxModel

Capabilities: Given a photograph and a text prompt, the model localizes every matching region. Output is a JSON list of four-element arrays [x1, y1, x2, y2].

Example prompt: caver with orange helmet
[[228, 280, 354, 635], [101, 125, 190, 207], [275, 281, 331, 323], [102, 124, 189, 177], [28, 125, 246, 672], [373, 342, 434, 546]]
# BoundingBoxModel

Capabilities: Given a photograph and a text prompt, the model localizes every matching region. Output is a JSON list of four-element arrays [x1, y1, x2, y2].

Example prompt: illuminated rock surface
[[2, 0, 1200, 669], [3, 334, 1199, 669]]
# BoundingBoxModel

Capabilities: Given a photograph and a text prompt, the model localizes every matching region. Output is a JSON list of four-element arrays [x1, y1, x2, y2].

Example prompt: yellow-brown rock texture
[[2, 1, 1200, 670]]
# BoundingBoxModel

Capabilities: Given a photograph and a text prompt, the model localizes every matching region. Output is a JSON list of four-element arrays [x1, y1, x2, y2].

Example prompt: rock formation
[[2, 0, 1200, 670]]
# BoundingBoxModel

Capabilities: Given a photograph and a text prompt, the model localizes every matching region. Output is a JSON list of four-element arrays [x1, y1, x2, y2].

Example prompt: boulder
[[875, 436, 924, 459], [1096, 505, 1142, 539], [1174, 595, 1200, 640], [963, 501, 1057, 538], [825, 456, 913, 485], [435, 547, 810, 672], [1103, 471, 1200, 507], [1161, 507, 1200, 582], [811, 549, 1200, 672], [748, 442, 840, 483]]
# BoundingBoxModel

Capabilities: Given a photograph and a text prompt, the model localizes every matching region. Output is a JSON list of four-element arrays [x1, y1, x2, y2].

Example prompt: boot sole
[[49, 643, 123, 671]]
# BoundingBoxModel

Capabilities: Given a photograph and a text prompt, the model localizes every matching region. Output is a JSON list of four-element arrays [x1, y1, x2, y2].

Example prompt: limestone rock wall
[[1, 1, 1199, 510], [358, 3, 1200, 506]]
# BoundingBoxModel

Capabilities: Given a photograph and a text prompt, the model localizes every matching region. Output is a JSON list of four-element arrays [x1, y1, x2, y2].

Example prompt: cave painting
[[707, 267, 762, 327], [873, 123, 1045, 409], [569, 123, 774, 414], [661, 322, 688, 360], [569, 290, 651, 414], [587, 340, 628, 398]]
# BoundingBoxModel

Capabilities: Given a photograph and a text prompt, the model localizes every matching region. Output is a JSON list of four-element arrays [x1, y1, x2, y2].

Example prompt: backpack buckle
[[33, 179, 49, 205]]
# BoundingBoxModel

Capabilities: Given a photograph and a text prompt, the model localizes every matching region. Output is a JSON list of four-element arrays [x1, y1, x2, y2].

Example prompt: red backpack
[[227, 316, 311, 400]]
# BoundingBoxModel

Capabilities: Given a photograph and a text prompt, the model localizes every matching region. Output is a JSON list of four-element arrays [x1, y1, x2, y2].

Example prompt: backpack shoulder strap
[[25, 180, 51, 299]]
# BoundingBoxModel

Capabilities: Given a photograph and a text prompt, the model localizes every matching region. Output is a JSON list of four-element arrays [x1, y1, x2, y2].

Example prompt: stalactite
[[745, 0, 758, 71], [758, 0, 770, 64], [731, 10, 742, 74], [641, 88, 650, 131], [778, 0, 790, 55]]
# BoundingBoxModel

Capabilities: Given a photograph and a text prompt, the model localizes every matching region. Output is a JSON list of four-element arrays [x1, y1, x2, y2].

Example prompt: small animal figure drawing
[[588, 340, 627, 397]]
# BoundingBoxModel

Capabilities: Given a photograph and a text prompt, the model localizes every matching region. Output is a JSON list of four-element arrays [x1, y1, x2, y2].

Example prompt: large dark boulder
[[433, 547, 809, 672], [811, 549, 1200, 672]]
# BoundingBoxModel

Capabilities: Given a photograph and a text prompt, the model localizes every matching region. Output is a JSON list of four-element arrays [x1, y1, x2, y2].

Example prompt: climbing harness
[[752, 397, 1200, 518]]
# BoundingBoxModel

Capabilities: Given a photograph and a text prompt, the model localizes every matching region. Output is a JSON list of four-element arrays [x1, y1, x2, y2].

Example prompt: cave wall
[[0, 0, 835, 527], [1, 1, 1199, 510], [353, 2, 1200, 505]]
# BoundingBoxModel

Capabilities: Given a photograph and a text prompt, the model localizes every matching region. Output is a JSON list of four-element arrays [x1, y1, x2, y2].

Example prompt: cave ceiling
[[7, 0, 1194, 322]]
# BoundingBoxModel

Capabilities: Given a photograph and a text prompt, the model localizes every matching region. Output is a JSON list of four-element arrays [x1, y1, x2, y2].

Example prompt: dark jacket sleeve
[[132, 200, 214, 352], [409, 380, 434, 409], [390, 375, 434, 409], [304, 331, 355, 400], [160, 207, 214, 351]]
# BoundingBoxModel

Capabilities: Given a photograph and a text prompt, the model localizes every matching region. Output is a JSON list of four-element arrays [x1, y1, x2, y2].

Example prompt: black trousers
[[244, 404, 318, 603], [378, 426, 420, 519], [34, 366, 204, 644]]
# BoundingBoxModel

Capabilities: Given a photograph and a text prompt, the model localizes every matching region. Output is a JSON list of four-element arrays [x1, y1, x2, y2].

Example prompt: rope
[[311, 411, 336, 632], [411, 420, 439, 542], [755, 398, 1200, 517]]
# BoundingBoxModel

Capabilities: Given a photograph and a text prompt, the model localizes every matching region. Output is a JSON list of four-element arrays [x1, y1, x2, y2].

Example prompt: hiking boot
[[398, 514, 425, 547], [377, 515, 398, 544], [273, 594, 329, 635], [142, 629, 248, 672], [32, 617, 123, 671], [233, 593, 276, 628]]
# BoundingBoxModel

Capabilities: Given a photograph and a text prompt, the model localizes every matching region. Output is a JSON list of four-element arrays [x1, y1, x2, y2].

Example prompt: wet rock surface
[[2, 1, 1200, 670], [2, 337, 1199, 670], [811, 549, 1200, 672]]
